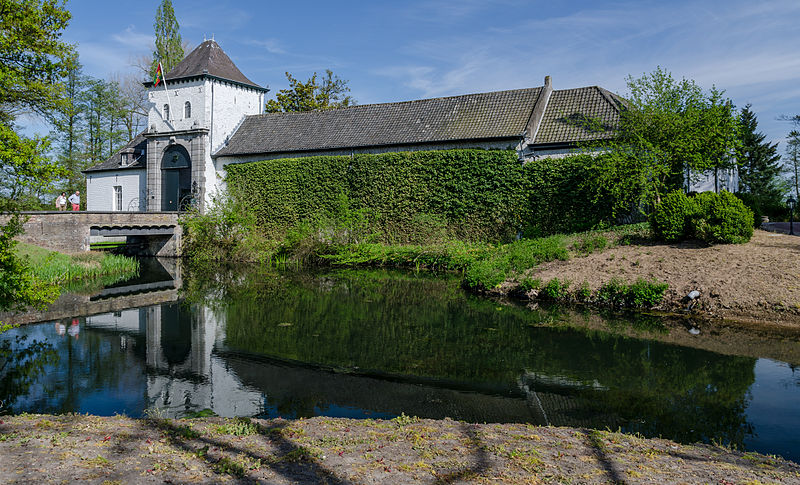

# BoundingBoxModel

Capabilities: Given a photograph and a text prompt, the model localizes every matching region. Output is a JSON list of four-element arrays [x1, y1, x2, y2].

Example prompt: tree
[[151, 0, 183, 77], [736, 105, 782, 201], [50, 58, 86, 195], [0, 0, 73, 320], [588, 67, 740, 217], [785, 120, 800, 200], [265, 70, 354, 112]]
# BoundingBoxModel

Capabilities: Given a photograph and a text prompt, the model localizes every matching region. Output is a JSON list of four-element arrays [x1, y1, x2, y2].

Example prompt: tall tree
[[785, 123, 800, 200], [736, 105, 782, 201], [587, 67, 740, 217], [0, 0, 73, 317], [50, 58, 86, 194], [265, 70, 354, 112], [151, 0, 183, 77]]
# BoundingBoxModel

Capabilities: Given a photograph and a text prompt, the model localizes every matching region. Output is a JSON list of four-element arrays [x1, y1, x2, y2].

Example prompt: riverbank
[[15, 242, 139, 290], [0, 414, 797, 484], [507, 229, 800, 327]]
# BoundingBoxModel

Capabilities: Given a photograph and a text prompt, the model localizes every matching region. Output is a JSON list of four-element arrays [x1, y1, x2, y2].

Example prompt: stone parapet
[[0, 211, 182, 256]]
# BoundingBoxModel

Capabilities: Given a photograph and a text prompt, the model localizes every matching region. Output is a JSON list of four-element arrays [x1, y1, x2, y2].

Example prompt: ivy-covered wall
[[225, 149, 615, 242]]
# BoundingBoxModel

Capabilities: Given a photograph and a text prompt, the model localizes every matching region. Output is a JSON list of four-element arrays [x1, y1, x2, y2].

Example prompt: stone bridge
[[3, 211, 183, 257]]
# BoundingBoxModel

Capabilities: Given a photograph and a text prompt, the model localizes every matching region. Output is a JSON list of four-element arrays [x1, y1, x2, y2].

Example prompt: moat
[[1, 258, 799, 462]]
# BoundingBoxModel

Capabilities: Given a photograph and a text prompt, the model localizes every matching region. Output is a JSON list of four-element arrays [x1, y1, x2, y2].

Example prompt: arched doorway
[[161, 145, 191, 211]]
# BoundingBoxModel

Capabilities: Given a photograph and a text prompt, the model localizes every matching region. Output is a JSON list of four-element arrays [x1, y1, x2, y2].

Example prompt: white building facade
[[84, 40, 267, 212]]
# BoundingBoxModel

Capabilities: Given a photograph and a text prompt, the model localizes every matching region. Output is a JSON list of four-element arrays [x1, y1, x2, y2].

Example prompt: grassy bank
[[182, 199, 669, 310], [15, 242, 139, 291]]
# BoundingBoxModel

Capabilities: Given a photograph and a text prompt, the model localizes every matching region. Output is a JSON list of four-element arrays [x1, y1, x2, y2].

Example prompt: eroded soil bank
[[514, 229, 800, 327], [0, 414, 797, 484]]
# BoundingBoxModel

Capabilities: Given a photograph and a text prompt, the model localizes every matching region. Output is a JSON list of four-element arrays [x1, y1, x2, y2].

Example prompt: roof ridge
[[254, 86, 543, 117]]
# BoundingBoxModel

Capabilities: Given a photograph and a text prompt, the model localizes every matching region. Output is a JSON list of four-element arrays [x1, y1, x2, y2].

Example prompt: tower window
[[163, 104, 170, 120], [184, 101, 191, 119]]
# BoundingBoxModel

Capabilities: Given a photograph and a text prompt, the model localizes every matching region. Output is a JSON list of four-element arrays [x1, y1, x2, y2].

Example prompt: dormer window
[[163, 104, 170, 120], [184, 101, 191, 119]]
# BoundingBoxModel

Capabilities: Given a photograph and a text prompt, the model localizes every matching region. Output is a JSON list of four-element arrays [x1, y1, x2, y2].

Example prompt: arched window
[[163, 104, 170, 120], [184, 101, 191, 119]]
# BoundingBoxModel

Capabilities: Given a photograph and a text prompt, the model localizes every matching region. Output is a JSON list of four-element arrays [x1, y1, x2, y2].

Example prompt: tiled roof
[[83, 133, 147, 173], [215, 87, 544, 157], [153, 40, 265, 91], [535, 86, 624, 144]]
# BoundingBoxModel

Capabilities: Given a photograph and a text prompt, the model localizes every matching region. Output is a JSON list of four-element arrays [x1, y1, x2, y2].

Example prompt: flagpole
[[158, 62, 174, 124]]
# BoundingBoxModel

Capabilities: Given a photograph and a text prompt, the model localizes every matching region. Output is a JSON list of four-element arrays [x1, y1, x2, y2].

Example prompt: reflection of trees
[[192, 267, 757, 449], [2, 325, 147, 415], [0, 333, 58, 414]]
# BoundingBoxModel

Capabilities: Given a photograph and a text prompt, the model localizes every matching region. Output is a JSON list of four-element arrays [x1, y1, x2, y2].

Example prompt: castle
[[84, 40, 626, 212]]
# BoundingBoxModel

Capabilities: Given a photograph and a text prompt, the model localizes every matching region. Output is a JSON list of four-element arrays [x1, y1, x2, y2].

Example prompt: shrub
[[651, 190, 692, 242], [597, 277, 668, 308], [689, 191, 753, 244], [540, 278, 570, 300], [651, 191, 753, 244], [518, 276, 541, 293]]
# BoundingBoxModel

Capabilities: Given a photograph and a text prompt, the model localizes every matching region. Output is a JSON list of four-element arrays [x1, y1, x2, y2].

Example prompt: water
[[1, 261, 799, 462]]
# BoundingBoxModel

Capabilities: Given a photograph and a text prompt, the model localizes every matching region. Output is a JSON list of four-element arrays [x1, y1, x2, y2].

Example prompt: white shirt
[[68, 193, 79, 205]]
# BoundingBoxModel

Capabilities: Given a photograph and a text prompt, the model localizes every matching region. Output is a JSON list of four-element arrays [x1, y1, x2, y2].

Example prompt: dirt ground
[[522, 229, 800, 327], [0, 414, 797, 484]]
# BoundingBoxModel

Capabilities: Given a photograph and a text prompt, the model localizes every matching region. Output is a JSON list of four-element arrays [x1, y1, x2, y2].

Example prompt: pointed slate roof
[[146, 40, 267, 91], [215, 84, 622, 158]]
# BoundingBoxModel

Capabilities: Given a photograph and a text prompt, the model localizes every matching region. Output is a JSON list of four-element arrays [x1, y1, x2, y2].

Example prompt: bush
[[651, 190, 753, 244], [597, 277, 668, 308], [650, 190, 692, 242], [689, 191, 753, 244], [540, 278, 570, 300]]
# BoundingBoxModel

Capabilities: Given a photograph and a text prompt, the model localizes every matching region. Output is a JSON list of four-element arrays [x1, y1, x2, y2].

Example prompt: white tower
[[144, 40, 268, 212]]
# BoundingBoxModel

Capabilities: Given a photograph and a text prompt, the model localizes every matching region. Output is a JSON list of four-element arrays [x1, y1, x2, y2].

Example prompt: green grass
[[15, 242, 139, 286]]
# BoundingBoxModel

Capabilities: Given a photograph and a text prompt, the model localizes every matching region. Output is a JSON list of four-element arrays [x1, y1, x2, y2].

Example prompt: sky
[[31, 0, 800, 146]]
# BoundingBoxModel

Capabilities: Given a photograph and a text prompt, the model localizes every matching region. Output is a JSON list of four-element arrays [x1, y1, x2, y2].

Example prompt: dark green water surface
[[1, 264, 799, 462]]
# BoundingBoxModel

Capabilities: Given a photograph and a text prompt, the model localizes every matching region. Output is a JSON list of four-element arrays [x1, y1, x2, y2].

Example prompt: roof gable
[[83, 133, 147, 173]]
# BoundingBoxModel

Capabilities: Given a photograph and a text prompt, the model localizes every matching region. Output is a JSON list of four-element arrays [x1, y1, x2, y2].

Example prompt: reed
[[15, 243, 139, 285]]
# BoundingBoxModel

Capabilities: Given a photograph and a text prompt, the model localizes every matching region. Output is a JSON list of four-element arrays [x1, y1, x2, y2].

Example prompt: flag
[[153, 62, 164, 87]]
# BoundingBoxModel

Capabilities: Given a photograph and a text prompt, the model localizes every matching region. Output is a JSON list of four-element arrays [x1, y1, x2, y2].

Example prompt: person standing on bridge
[[55, 192, 66, 211], [68, 190, 80, 211]]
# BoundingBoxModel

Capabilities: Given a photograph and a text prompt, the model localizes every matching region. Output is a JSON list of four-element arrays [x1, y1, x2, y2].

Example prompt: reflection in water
[[1, 268, 799, 462]]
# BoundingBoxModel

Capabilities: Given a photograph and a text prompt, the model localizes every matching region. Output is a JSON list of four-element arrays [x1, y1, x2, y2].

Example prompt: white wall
[[147, 79, 207, 134], [85, 169, 146, 211], [204, 80, 263, 205], [689, 167, 739, 193]]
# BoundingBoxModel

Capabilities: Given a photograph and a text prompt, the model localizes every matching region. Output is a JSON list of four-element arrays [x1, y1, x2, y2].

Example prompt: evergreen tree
[[151, 0, 183, 77], [736, 105, 782, 201]]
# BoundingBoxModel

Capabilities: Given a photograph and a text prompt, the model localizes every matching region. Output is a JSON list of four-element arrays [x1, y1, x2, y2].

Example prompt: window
[[184, 101, 191, 118], [113, 186, 122, 211], [163, 104, 170, 120]]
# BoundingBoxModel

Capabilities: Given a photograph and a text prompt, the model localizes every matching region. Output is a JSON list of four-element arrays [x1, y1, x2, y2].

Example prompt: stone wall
[[0, 211, 182, 256]]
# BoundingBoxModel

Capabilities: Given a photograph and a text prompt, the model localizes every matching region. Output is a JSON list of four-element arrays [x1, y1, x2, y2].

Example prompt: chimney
[[523, 75, 555, 144]]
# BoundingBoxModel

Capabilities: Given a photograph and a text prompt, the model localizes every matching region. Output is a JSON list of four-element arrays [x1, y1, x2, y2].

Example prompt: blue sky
[[48, 0, 800, 145]]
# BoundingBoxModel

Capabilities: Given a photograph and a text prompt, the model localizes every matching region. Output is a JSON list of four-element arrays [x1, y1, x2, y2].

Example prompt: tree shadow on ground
[[151, 417, 352, 484], [581, 429, 626, 484], [432, 423, 490, 484]]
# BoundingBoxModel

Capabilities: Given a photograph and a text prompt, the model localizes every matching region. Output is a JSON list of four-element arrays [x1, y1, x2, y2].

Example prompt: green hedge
[[227, 150, 528, 242], [651, 190, 753, 244], [225, 149, 620, 244]]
